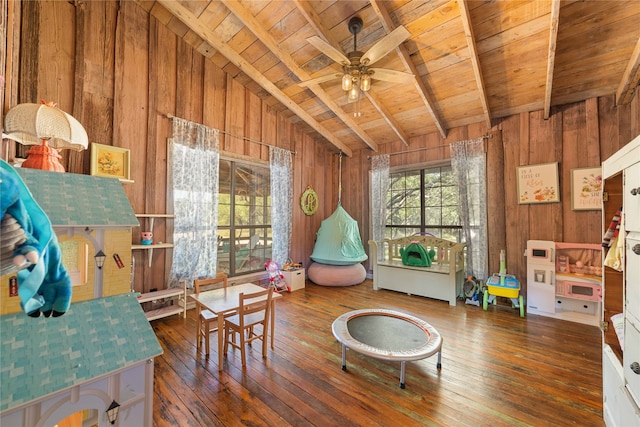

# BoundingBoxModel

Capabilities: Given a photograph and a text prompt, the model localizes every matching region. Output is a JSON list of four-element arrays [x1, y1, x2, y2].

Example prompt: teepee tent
[[310, 202, 368, 265]]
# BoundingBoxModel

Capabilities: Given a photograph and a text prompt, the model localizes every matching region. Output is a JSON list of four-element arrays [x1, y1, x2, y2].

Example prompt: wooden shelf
[[133, 214, 174, 267], [137, 287, 184, 303], [137, 284, 186, 321], [132, 243, 174, 250], [133, 213, 183, 321], [144, 305, 184, 321]]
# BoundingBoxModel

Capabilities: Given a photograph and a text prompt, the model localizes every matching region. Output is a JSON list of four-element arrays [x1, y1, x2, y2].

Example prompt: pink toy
[[264, 260, 288, 292]]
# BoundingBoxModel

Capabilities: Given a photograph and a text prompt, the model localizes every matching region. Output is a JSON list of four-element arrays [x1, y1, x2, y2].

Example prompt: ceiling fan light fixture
[[360, 73, 371, 92], [342, 73, 353, 91], [348, 83, 360, 102]]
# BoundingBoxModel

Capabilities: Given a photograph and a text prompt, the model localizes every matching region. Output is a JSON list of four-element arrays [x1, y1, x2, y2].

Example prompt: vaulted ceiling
[[138, 0, 640, 156]]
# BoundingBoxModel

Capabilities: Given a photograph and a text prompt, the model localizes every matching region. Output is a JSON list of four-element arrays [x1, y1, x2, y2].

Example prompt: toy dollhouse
[[1, 168, 139, 314], [0, 293, 162, 426], [0, 168, 162, 426]]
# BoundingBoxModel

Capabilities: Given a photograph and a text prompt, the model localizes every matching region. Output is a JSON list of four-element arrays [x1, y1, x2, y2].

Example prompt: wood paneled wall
[[2, 1, 639, 297], [345, 94, 639, 295]]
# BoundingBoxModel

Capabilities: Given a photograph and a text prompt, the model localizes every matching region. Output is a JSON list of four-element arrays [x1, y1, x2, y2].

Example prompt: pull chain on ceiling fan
[[299, 16, 415, 116]]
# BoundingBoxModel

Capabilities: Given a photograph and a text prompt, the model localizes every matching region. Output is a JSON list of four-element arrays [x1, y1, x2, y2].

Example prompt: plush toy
[[0, 159, 72, 317], [141, 231, 153, 245], [400, 241, 436, 267], [264, 260, 287, 292]]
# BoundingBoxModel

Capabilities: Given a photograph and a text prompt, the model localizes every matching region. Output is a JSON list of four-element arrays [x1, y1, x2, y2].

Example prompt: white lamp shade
[[3, 103, 88, 151]]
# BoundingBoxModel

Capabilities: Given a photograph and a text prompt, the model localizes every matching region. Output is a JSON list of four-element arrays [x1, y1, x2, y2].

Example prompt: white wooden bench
[[368, 235, 466, 306]]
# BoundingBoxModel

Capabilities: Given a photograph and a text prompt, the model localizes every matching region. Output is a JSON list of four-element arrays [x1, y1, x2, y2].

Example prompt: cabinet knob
[[632, 187, 640, 196], [631, 361, 640, 375], [633, 244, 640, 255]]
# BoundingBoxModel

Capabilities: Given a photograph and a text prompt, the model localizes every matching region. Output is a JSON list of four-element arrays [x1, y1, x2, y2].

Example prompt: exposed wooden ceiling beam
[[364, 92, 409, 146], [458, 0, 491, 128], [156, 0, 353, 156], [369, 0, 447, 140], [222, 0, 379, 152], [616, 35, 640, 105], [293, 0, 342, 49], [543, 0, 561, 119], [294, 0, 413, 149]]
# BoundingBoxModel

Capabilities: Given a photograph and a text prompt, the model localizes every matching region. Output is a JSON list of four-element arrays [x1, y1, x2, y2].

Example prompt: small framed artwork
[[571, 167, 602, 210], [90, 143, 131, 181], [517, 162, 560, 204]]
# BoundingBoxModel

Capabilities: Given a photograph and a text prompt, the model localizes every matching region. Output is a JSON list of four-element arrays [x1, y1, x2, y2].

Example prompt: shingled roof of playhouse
[[15, 168, 138, 228]]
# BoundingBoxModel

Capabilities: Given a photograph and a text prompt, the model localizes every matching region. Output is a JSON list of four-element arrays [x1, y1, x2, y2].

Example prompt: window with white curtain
[[386, 165, 463, 242], [216, 159, 271, 276]]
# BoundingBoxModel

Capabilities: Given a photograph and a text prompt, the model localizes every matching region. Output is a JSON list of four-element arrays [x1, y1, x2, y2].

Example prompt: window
[[217, 159, 271, 276], [386, 165, 462, 241], [59, 239, 88, 286]]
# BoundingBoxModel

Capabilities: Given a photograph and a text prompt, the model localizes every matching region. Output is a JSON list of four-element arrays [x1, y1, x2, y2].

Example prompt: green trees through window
[[387, 165, 462, 242], [217, 160, 272, 276]]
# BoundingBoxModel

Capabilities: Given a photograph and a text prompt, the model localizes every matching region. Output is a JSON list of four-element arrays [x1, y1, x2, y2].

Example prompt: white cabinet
[[623, 162, 640, 232], [602, 134, 640, 426], [627, 233, 640, 324]]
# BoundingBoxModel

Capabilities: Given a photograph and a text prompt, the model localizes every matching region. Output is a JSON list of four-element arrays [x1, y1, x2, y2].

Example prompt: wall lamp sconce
[[106, 400, 120, 424], [94, 250, 106, 269]]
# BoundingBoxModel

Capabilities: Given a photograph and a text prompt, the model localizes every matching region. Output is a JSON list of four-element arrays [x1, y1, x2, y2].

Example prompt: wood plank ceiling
[[138, 0, 640, 156]]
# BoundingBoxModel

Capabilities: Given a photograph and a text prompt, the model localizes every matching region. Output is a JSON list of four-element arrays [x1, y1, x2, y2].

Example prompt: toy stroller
[[264, 260, 289, 292]]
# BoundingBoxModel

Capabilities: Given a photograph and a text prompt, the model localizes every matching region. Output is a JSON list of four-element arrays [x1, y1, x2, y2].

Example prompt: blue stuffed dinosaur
[[1, 159, 72, 317]]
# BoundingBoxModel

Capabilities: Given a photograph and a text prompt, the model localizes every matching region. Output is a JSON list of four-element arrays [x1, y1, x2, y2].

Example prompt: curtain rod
[[367, 133, 492, 159], [165, 113, 296, 155]]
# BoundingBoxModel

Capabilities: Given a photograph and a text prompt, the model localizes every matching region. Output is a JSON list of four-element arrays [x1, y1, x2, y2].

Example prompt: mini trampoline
[[331, 309, 442, 388]]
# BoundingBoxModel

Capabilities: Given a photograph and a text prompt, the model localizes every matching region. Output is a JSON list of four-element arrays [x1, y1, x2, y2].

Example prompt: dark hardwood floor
[[150, 279, 603, 427]]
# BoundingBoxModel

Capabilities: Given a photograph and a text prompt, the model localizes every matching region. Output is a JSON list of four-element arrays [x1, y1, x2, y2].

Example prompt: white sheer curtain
[[450, 137, 488, 280], [169, 117, 220, 286], [370, 154, 390, 261], [269, 147, 292, 266]]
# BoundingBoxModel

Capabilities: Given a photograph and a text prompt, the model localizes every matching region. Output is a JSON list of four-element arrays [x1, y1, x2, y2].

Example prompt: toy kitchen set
[[526, 240, 602, 326]]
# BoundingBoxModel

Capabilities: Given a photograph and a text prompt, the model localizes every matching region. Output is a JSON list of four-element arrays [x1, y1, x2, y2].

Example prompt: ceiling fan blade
[[297, 73, 342, 87], [306, 36, 350, 65], [361, 26, 410, 66], [369, 68, 415, 84]]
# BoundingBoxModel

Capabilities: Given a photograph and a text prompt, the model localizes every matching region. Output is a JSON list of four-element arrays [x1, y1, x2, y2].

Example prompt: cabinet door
[[624, 162, 640, 232], [623, 318, 640, 409], [527, 274, 556, 314], [627, 233, 640, 323]]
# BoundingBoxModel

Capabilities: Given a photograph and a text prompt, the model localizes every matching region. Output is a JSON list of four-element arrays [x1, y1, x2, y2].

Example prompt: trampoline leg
[[341, 344, 347, 371], [436, 351, 442, 369], [399, 361, 406, 389]]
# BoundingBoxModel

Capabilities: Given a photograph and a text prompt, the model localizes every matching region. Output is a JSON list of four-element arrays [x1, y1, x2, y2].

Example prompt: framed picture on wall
[[516, 162, 560, 204], [90, 143, 131, 181], [570, 167, 602, 210]]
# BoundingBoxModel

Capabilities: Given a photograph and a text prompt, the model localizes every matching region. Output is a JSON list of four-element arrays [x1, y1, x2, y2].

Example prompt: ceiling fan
[[298, 17, 415, 99]]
